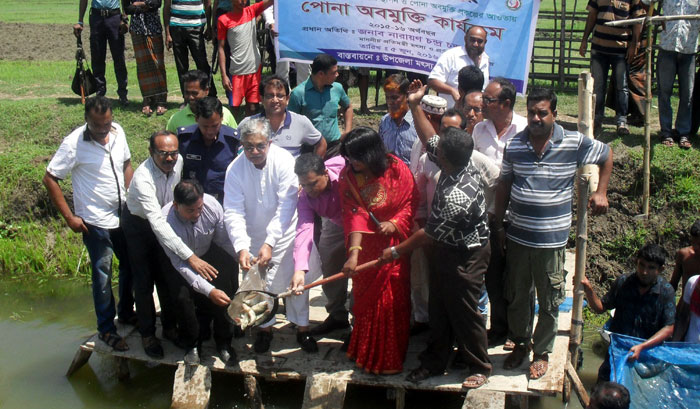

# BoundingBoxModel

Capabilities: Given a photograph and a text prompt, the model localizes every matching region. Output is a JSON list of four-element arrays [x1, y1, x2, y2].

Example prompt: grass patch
[[0, 0, 77, 24]]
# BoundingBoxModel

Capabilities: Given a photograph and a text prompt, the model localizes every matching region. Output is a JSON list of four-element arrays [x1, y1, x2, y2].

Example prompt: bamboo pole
[[642, 6, 655, 217], [605, 14, 700, 26], [559, 0, 567, 88]]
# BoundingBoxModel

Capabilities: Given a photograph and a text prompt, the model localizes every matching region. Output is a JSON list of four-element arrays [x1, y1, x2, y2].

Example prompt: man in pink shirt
[[291, 153, 350, 336]]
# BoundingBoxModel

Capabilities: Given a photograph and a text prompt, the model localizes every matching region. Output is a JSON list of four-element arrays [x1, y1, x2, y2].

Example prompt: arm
[[163, 240, 216, 296], [588, 146, 613, 215], [407, 80, 436, 146], [123, 159, 134, 189], [670, 250, 684, 291], [627, 23, 642, 62], [628, 325, 674, 361], [580, 275, 606, 313], [74, 0, 88, 37], [579, 9, 597, 57], [163, 0, 172, 50], [427, 78, 459, 103], [262, 0, 273, 10], [378, 228, 432, 264], [341, 232, 363, 275], [291, 198, 315, 294], [492, 175, 513, 252], [42, 172, 88, 234], [313, 137, 327, 157], [222, 166, 253, 270], [263, 160, 299, 250], [218, 36, 231, 92], [340, 104, 353, 141]]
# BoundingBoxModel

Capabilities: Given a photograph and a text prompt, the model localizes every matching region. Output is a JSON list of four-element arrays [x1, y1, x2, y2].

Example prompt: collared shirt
[[223, 144, 298, 253], [501, 123, 610, 248], [379, 110, 419, 165], [168, 0, 206, 28], [603, 272, 676, 339], [288, 78, 351, 143], [177, 124, 240, 203], [425, 162, 490, 249], [217, 1, 265, 76], [92, 0, 120, 9], [162, 193, 236, 296], [428, 46, 490, 107], [587, 0, 646, 54], [658, 0, 700, 54], [683, 275, 700, 343], [239, 110, 322, 158], [126, 155, 194, 260], [47, 123, 130, 230], [294, 156, 345, 271], [473, 113, 528, 168], [166, 105, 238, 133]]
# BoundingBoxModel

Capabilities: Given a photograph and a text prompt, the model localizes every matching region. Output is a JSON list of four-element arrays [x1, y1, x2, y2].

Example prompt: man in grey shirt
[[162, 179, 237, 365]]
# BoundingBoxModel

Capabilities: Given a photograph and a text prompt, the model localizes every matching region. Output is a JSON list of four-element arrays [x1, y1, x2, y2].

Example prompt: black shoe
[[233, 325, 245, 338], [118, 96, 129, 107], [310, 317, 350, 336], [142, 336, 164, 359], [296, 332, 319, 353], [217, 344, 237, 364], [410, 322, 430, 336], [254, 331, 273, 353], [184, 346, 200, 365]]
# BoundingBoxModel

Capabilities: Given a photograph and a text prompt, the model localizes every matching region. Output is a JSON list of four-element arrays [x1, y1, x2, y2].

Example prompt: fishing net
[[226, 263, 277, 329], [609, 332, 700, 409]]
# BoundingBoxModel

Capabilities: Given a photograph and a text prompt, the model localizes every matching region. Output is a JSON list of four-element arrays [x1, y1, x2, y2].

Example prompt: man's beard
[[390, 103, 408, 120]]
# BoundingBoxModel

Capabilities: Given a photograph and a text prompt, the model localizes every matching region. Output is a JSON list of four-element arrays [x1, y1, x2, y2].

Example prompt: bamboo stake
[[559, 0, 567, 89], [605, 14, 700, 26], [642, 6, 655, 216]]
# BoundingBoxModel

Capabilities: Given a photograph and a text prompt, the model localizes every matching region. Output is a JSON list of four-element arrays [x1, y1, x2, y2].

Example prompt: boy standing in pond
[[581, 243, 676, 383], [670, 219, 700, 293]]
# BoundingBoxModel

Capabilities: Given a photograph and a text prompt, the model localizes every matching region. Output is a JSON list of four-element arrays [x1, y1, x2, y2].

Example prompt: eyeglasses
[[465, 106, 482, 113], [242, 143, 269, 153], [483, 96, 499, 105], [263, 93, 287, 100], [155, 150, 179, 158]]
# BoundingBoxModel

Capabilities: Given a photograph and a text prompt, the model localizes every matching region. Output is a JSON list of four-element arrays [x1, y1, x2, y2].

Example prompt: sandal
[[405, 367, 435, 383], [503, 343, 529, 370], [529, 354, 549, 379], [99, 331, 129, 352], [616, 123, 630, 136], [504, 339, 516, 351], [661, 134, 676, 147], [679, 135, 692, 150], [462, 373, 488, 389], [141, 105, 153, 117], [156, 105, 168, 116]]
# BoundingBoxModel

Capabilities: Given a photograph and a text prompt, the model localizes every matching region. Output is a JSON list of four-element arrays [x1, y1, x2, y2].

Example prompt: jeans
[[170, 26, 216, 97], [591, 51, 628, 125], [82, 223, 134, 334], [89, 12, 128, 98], [657, 49, 696, 136]]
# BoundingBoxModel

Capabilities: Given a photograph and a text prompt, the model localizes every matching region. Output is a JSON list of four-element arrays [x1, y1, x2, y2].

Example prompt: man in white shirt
[[682, 275, 700, 343], [122, 130, 219, 358], [428, 26, 490, 108], [473, 77, 528, 168], [43, 96, 134, 351], [223, 118, 318, 354]]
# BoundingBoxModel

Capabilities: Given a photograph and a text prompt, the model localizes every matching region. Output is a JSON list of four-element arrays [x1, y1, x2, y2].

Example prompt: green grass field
[[0, 0, 77, 24]]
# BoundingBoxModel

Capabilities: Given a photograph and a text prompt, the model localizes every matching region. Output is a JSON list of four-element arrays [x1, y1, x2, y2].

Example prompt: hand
[[166, 34, 173, 50], [290, 270, 306, 295], [588, 192, 609, 216], [626, 43, 638, 63], [269, 23, 278, 37], [119, 22, 129, 35], [378, 221, 396, 236], [341, 255, 358, 276], [257, 244, 273, 269], [378, 247, 393, 265], [450, 88, 461, 103], [73, 23, 83, 38], [67, 215, 88, 234], [578, 38, 587, 57], [407, 80, 426, 107], [580, 275, 592, 291], [222, 75, 232, 92], [494, 226, 506, 256], [203, 27, 212, 41], [209, 288, 231, 307], [188, 254, 219, 280], [238, 249, 252, 271], [628, 344, 644, 361]]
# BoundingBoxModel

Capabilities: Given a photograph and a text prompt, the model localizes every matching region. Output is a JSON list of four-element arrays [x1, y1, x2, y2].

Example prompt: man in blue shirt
[[378, 74, 418, 165], [177, 96, 240, 204], [288, 54, 353, 158], [73, 0, 128, 104]]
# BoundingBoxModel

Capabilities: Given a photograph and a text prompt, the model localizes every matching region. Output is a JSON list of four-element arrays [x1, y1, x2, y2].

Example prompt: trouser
[[317, 218, 350, 322], [121, 207, 176, 338], [657, 49, 696, 136], [165, 244, 235, 348], [692, 67, 700, 136], [170, 25, 216, 97], [89, 11, 127, 98], [410, 247, 430, 323], [420, 242, 492, 376], [505, 240, 566, 355], [82, 223, 134, 334], [591, 50, 628, 125]]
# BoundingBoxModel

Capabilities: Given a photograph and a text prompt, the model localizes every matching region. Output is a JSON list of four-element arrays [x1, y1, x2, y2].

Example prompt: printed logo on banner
[[506, 0, 522, 11]]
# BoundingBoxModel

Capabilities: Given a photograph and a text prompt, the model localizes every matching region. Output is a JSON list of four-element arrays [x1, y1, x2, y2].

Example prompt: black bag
[[71, 38, 98, 98]]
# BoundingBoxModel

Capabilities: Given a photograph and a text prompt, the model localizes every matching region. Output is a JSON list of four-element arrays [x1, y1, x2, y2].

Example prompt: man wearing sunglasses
[[44, 96, 134, 352], [122, 130, 220, 359]]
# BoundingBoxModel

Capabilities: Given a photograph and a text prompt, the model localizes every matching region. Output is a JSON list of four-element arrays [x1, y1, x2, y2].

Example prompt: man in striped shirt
[[164, 0, 216, 101], [579, 0, 645, 136], [493, 88, 613, 379]]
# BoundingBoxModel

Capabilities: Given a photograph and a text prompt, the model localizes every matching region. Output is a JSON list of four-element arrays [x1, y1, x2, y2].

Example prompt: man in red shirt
[[217, 0, 272, 118]]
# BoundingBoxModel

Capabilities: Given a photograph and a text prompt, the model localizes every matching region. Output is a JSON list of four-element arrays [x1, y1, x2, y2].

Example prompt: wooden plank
[[244, 375, 264, 409], [66, 342, 94, 377], [171, 363, 211, 409], [566, 360, 590, 408], [462, 390, 506, 409], [301, 373, 347, 409], [394, 387, 406, 409]]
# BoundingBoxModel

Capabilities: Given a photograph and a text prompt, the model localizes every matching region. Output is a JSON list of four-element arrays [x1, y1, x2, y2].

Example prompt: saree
[[339, 154, 419, 374], [132, 33, 168, 103]]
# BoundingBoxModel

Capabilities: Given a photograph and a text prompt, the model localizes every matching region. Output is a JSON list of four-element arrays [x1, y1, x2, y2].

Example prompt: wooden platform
[[67, 250, 578, 408]]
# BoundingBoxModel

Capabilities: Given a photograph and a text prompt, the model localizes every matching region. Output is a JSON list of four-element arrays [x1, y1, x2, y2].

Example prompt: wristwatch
[[390, 246, 400, 260]]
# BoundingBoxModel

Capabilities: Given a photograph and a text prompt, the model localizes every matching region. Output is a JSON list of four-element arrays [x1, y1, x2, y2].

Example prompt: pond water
[[0, 280, 602, 409]]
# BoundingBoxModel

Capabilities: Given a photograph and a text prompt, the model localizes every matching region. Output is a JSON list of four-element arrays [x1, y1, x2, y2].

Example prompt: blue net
[[609, 332, 700, 409]]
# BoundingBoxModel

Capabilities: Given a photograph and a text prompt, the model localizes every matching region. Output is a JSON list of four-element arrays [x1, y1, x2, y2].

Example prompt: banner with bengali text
[[275, 0, 541, 94]]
